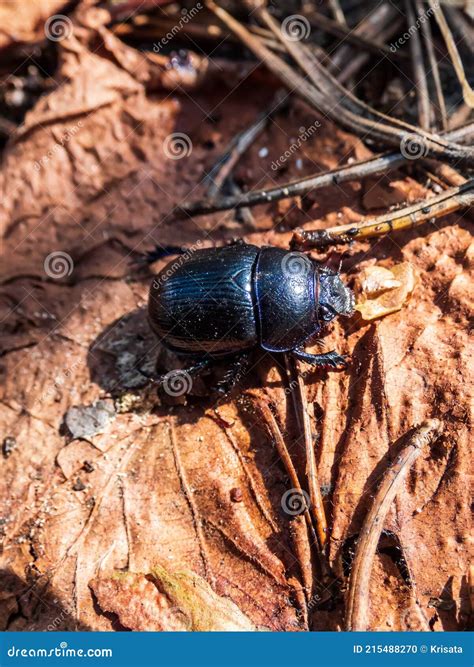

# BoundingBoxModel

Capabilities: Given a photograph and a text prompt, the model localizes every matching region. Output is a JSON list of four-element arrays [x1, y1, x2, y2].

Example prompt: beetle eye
[[318, 305, 337, 322]]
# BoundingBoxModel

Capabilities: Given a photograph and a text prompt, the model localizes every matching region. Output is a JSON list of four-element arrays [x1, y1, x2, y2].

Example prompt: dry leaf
[[0, 2, 471, 635], [91, 567, 258, 631], [355, 262, 416, 320]]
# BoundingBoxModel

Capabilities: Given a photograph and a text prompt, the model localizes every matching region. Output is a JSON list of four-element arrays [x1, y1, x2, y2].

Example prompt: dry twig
[[286, 356, 328, 554], [345, 419, 443, 631], [291, 179, 474, 249]]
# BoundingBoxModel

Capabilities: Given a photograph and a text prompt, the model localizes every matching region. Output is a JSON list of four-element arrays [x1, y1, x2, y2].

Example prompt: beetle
[[147, 241, 354, 394]]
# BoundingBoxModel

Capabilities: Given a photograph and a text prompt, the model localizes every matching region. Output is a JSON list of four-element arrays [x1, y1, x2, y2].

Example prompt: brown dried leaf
[[0, 2, 471, 634], [0, 1, 67, 51], [91, 567, 258, 631]]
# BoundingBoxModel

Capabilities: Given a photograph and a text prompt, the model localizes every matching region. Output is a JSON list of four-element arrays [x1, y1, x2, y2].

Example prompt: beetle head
[[316, 267, 354, 322]]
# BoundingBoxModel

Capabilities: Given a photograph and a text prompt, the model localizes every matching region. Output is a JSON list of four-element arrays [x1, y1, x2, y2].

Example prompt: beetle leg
[[215, 353, 251, 395], [139, 358, 212, 383], [293, 348, 349, 370], [134, 245, 186, 266]]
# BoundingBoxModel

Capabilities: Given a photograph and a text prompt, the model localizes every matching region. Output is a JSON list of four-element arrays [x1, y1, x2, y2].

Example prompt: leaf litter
[[0, 0, 472, 633]]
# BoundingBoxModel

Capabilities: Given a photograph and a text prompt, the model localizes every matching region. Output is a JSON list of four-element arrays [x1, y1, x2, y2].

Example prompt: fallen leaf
[[355, 262, 416, 320]]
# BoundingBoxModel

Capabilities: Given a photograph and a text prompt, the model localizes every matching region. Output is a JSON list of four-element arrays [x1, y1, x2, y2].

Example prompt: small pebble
[[72, 478, 86, 492], [65, 399, 115, 439], [230, 488, 243, 502], [2, 436, 16, 458]]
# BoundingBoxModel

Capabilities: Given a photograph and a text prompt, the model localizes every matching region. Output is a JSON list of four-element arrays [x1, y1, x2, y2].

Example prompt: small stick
[[443, 6, 474, 55], [406, 0, 431, 130], [327, 3, 403, 78], [181, 152, 408, 215], [286, 356, 328, 553], [306, 7, 404, 62], [291, 179, 474, 250], [180, 121, 474, 216], [225, 178, 255, 227], [423, 160, 467, 188], [248, 392, 318, 545], [345, 419, 443, 631], [205, 1, 474, 166], [428, 1, 474, 108], [417, 0, 448, 131], [327, 0, 347, 27]]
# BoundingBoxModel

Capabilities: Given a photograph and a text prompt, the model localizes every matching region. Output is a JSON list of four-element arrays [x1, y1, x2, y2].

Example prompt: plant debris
[[0, 0, 471, 634], [354, 263, 416, 321]]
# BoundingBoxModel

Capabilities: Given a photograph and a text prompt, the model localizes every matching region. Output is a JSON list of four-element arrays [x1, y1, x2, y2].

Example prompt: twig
[[225, 179, 255, 227], [406, 0, 431, 130], [205, 1, 474, 166], [286, 356, 328, 554], [424, 161, 467, 188], [327, 0, 347, 27], [291, 179, 474, 249], [443, 6, 474, 55], [345, 419, 443, 631], [326, 3, 403, 80], [180, 121, 474, 216], [181, 152, 408, 215], [305, 7, 403, 62], [417, 0, 448, 131], [428, 1, 474, 108], [336, 17, 405, 86]]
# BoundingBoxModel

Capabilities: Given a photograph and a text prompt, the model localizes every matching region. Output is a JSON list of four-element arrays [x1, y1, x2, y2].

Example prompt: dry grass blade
[[205, 0, 474, 166], [345, 419, 443, 631], [246, 392, 317, 543], [428, 0, 474, 108], [286, 356, 328, 554], [406, 0, 431, 130], [417, 0, 448, 130], [291, 178, 474, 249]]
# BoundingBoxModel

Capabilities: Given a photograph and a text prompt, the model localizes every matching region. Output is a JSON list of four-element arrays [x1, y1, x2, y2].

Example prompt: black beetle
[[147, 241, 354, 393]]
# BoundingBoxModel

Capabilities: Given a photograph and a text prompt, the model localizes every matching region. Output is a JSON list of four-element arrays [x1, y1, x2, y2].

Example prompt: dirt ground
[[0, 1, 472, 632]]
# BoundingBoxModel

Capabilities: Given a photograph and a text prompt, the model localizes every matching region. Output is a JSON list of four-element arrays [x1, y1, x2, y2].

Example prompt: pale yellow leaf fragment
[[151, 565, 259, 631], [355, 262, 416, 321]]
